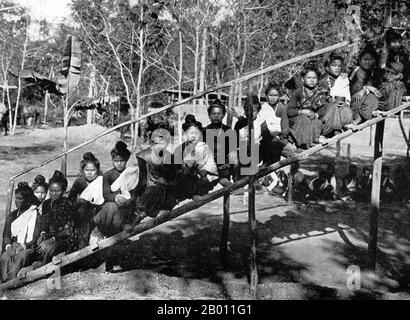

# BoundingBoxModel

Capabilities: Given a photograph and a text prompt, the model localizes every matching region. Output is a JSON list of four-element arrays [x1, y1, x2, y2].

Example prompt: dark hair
[[382, 165, 390, 172], [319, 170, 328, 179], [49, 170, 68, 192], [324, 53, 344, 68], [207, 99, 226, 116], [31, 175, 48, 192], [327, 164, 335, 171], [182, 114, 203, 132], [301, 65, 319, 78], [363, 167, 371, 173], [80, 152, 100, 173], [385, 30, 402, 45], [15, 181, 36, 205], [111, 141, 131, 160], [244, 95, 261, 115], [358, 44, 379, 65], [264, 83, 282, 98]]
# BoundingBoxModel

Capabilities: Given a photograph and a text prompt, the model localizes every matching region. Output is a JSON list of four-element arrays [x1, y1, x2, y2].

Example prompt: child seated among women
[[354, 167, 372, 202], [341, 164, 359, 200], [349, 45, 384, 126], [1, 182, 42, 282], [287, 66, 328, 149], [308, 170, 335, 201], [68, 152, 104, 249], [92, 142, 143, 239], [35, 171, 77, 266]]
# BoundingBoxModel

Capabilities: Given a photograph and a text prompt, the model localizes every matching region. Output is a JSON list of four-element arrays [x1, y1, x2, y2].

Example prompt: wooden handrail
[[8, 39, 359, 182], [1, 102, 408, 291]]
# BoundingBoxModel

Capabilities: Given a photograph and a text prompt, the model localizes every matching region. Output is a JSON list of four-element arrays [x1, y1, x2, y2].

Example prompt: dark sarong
[[321, 102, 353, 135], [289, 115, 322, 149], [351, 93, 379, 122], [135, 184, 177, 218]]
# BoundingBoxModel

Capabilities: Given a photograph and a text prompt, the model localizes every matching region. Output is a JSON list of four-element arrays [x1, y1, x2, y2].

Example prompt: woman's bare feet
[[192, 195, 206, 202], [345, 123, 359, 131], [219, 178, 233, 187], [318, 135, 328, 145]]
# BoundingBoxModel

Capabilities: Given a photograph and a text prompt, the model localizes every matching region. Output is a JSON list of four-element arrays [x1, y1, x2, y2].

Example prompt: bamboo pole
[[368, 120, 385, 269], [1, 179, 15, 249], [220, 85, 235, 267], [1, 103, 409, 292], [248, 176, 258, 299], [246, 91, 258, 299], [9, 39, 359, 182], [287, 162, 298, 203], [219, 194, 230, 267]]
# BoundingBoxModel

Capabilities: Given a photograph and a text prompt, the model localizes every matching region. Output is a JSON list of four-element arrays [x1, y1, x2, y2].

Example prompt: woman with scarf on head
[[1, 182, 41, 282]]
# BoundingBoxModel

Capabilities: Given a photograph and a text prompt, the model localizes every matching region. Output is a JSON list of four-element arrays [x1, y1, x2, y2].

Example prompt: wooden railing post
[[248, 176, 258, 299], [1, 179, 14, 249], [246, 90, 258, 299], [287, 162, 298, 203], [368, 120, 385, 269], [219, 194, 230, 267]]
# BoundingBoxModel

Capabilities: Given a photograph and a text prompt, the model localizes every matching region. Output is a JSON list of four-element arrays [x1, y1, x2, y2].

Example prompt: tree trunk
[[44, 92, 49, 123], [11, 25, 28, 136], [61, 97, 69, 176], [134, 5, 145, 150], [87, 66, 96, 125], [178, 29, 183, 144], [5, 82, 13, 131], [199, 26, 207, 108], [193, 26, 200, 112]]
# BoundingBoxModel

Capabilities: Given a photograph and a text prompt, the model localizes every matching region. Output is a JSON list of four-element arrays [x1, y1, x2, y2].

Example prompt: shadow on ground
[[65, 196, 410, 299]]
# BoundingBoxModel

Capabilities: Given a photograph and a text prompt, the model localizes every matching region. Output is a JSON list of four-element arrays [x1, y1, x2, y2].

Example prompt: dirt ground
[[0, 120, 410, 300]]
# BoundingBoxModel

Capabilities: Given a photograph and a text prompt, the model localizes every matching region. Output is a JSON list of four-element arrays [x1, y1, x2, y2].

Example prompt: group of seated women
[[2, 30, 408, 283]]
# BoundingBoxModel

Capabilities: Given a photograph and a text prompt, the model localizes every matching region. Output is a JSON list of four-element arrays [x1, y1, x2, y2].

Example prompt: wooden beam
[[1, 103, 409, 292], [368, 120, 385, 269]]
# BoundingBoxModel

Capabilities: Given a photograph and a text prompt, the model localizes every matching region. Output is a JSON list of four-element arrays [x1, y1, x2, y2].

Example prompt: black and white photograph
[[0, 0, 409, 304]]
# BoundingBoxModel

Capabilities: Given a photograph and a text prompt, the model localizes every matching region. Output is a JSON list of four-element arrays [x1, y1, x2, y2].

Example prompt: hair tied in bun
[[83, 152, 96, 161], [17, 181, 29, 189], [34, 175, 46, 185], [111, 141, 131, 160]]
